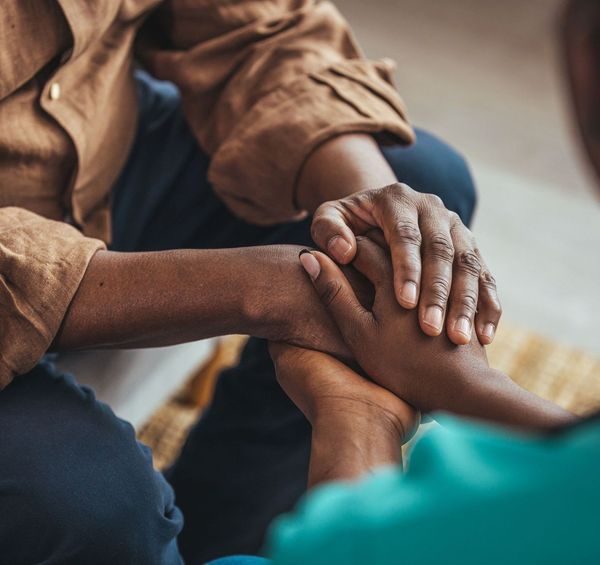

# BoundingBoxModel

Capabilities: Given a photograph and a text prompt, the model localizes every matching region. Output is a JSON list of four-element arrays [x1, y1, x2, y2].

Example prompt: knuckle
[[378, 182, 415, 208], [427, 233, 454, 262], [392, 223, 422, 247], [339, 194, 363, 215], [487, 300, 503, 318], [385, 181, 412, 196], [448, 210, 461, 224], [457, 290, 478, 316], [312, 200, 334, 218], [319, 279, 343, 307], [423, 193, 445, 208], [310, 213, 332, 239], [395, 182, 416, 198], [427, 276, 451, 303], [480, 269, 497, 290], [397, 258, 420, 276], [455, 250, 482, 277], [309, 221, 322, 243]]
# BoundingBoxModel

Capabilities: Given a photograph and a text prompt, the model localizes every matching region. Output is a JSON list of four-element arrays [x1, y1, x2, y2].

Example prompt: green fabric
[[268, 415, 600, 564]]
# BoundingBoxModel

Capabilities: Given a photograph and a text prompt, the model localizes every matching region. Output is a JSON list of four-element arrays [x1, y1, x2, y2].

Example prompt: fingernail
[[454, 316, 471, 339], [400, 281, 418, 306], [482, 323, 496, 341], [299, 250, 321, 281], [327, 236, 352, 261], [423, 306, 443, 332]]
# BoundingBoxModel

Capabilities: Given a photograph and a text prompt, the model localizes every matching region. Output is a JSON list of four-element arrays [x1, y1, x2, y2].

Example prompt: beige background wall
[[337, 0, 600, 355]]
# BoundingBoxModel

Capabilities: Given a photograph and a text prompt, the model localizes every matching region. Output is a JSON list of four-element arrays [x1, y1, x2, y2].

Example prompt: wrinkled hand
[[311, 183, 501, 345], [269, 342, 420, 444], [298, 237, 491, 414], [265, 245, 373, 360]]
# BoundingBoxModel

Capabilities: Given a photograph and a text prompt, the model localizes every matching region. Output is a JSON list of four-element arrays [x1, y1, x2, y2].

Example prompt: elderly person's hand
[[310, 182, 501, 346]]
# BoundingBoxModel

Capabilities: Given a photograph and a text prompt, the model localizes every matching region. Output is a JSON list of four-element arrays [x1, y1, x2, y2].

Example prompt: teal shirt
[[268, 415, 600, 564]]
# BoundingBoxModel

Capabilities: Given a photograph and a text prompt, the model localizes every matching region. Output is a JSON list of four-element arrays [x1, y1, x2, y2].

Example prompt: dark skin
[[54, 246, 349, 356], [273, 0, 600, 484], [299, 134, 502, 345], [56, 135, 502, 354], [270, 342, 419, 487], [297, 238, 575, 429], [273, 238, 575, 484], [52, 135, 502, 491]]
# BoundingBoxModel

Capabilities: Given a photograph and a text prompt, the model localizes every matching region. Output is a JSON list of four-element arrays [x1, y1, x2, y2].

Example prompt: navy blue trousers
[[0, 72, 476, 565]]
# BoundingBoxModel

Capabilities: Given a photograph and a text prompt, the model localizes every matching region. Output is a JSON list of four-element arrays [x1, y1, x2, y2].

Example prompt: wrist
[[313, 399, 408, 445], [242, 245, 350, 357], [237, 245, 303, 339], [309, 411, 403, 486], [447, 367, 578, 431], [296, 133, 397, 212]]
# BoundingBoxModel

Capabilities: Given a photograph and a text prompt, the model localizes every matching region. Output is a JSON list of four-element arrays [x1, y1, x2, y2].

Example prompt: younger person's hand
[[270, 342, 420, 485], [297, 237, 577, 431], [270, 342, 419, 443], [298, 237, 490, 414]]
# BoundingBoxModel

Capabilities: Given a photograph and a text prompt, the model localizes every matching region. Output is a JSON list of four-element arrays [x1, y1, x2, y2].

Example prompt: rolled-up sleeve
[[137, 0, 415, 224], [0, 207, 105, 388]]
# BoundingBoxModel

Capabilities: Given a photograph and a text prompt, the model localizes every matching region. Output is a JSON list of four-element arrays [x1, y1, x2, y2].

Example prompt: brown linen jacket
[[0, 0, 414, 387]]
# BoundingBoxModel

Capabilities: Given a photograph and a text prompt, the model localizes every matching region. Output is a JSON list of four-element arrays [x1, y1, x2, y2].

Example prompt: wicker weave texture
[[139, 326, 600, 470]]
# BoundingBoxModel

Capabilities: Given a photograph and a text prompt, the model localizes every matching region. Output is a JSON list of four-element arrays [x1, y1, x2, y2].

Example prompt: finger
[[364, 228, 386, 248], [311, 202, 358, 264], [299, 249, 374, 347], [417, 195, 454, 337], [351, 236, 397, 313], [474, 252, 502, 344], [352, 236, 392, 286], [374, 185, 422, 309], [445, 217, 481, 345]]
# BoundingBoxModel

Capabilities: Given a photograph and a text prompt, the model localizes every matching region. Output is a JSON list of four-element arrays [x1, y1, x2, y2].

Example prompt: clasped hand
[[272, 234, 494, 445], [298, 236, 490, 413], [273, 181, 502, 444], [311, 183, 501, 345]]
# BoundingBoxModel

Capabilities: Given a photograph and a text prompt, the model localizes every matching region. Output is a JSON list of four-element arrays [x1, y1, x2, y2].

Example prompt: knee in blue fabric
[[382, 128, 477, 226], [0, 361, 183, 564]]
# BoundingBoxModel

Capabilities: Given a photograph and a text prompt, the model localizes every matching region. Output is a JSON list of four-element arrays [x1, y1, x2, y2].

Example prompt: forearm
[[309, 414, 403, 488], [296, 134, 397, 212], [447, 367, 578, 432], [54, 245, 313, 350]]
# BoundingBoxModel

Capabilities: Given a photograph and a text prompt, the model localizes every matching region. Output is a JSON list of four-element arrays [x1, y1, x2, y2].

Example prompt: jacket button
[[49, 82, 61, 101]]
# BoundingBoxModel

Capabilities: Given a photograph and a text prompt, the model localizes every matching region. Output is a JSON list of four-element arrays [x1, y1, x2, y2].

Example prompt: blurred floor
[[337, 0, 600, 355]]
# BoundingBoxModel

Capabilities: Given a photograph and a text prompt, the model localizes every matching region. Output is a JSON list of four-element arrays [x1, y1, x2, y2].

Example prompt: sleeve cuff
[[208, 58, 415, 225], [0, 208, 106, 388]]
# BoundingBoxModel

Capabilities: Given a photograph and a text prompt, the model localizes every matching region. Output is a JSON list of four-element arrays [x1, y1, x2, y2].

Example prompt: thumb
[[311, 202, 357, 264], [299, 249, 373, 347]]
